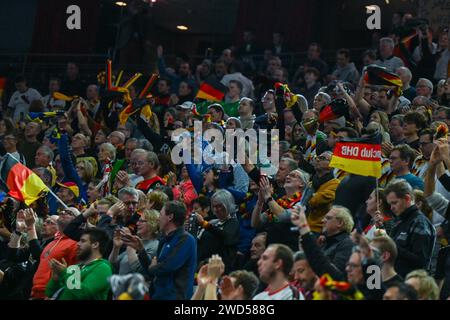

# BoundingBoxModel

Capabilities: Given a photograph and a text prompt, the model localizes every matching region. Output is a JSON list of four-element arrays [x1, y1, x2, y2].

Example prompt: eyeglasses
[[44, 219, 57, 225], [346, 262, 361, 270]]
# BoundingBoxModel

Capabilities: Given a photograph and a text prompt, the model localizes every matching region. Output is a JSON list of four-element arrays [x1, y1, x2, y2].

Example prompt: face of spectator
[[383, 287, 406, 300], [137, 216, 151, 237], [125, 141, 138, 160], [3, 135, 17, 150], [389, 149, 408, 174], [58, 208, 76, 229], [275, 160, 290, 184], [222, 49, 233, 65], [250, 235, 266, 260], [272, 68, 284, 82], [258, 246, 280, 284], [134, 153, 151, 177], [25, 122, 40, 137], [87, 183, 101, 203], [379, 41, 393, 59], [159, 206, 172, 233], [419, 134, 434, 159], [228, 82, 241, 99], [49, 80, 60, 93], [386, 191, 410, 216], [211, 199, 228, 221], [438, 33, 448, 49], [71, 133, 86, 150], [389, 118, 403, 138], [396, 68, 410, 86], [120, 193, 139, 217], [86, 85, 99, 100], [108, 132, 124, 147], [35, 148, 50, 167], [98, 145, 112, 162], [208, 108, 223, 123], [293, 259, 316, 290], [307, 45, 320, 60], [130, 152, 142, 175], [346, 253, 364, 285], [67, 63, 79, 79], [95, 130, 107, 145], [284, 170, 304, 191], [362, 54, 374, 66], [365, 191, 378, 216], [376, 90, 389, 109], [313, 95, 328, 112], [370, 112, 381, 124], [215, 62, 227, 78], [321, 208, 342, 236], [313, 152, 331, 173], [416, 80, 432, 97], [57, 188, 75, 204], [226, 119, 238, 130], [404, 278, 422, 299], [262, 92, 275, 112], [402, 120, 418, 137], [42, 216, 58, 238], [304, 72, 318, 84], [178, 82, 191, 96], [267, 59, 281, 75], [336, 53, 348, 68], [77, 234, 95, 261], [76, 162, 87, 181], [179, 63, 190, 77], [284, 110, 296, 124], [238, 99, 253, 117], [157, 80, 170, 95], [15, 81, 27, 93]]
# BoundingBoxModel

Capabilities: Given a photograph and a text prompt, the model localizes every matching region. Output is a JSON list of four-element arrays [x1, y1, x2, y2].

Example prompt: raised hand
[[207, 255, 225, 282], [23, 208, 37, 227]]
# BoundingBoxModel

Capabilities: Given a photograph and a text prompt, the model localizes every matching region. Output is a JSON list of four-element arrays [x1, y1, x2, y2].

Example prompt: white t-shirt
[[253, 284, 304, 300], [8, 88, 42, 121], [42, 94, 66, 111]]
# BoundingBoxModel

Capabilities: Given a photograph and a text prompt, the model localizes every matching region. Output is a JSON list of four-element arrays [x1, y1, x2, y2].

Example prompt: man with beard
[[253, 244, 304, 300], [291, 252, 318, 300], [46, 228, 112, 300]]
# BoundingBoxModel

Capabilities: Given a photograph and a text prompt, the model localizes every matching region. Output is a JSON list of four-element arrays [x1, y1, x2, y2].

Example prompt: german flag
[[196, 79, 226, 102], [0, 154, 49, 205], [329, 133, 382, 178], [364, 65, 403, 95], [319, 99, 349, 123]]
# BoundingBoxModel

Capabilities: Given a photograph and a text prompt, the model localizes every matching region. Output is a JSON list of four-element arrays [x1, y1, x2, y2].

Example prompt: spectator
[[404, 269, 439, 300], [60, 62, 86, 96], [329, 49, 359, 85], [383, 282, 418, 300], [137, 201, 196, 300], [291, 252, 318, 300], [374, 37, 404, 72], [385, 179, 436, 277], [46, 228, 112, 300], [7, 75, 42, 122], [389, 144, 424, 190], [253, 244, 304, 300], [396, 67, 416, 101], [42, 77, 66, 111]]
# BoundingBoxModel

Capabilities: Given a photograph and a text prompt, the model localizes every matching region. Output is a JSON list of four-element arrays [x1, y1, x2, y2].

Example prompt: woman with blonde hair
[[109, 209, 160, 275]]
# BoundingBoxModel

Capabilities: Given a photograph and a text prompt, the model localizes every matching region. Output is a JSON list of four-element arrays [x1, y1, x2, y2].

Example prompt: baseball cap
[[57, 181, 80, 198], [177, 101, 196, 110]]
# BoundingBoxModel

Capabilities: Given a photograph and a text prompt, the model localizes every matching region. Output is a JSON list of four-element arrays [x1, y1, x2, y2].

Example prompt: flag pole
[[6, 153, 69, 209], [376, 178, 380, 212]]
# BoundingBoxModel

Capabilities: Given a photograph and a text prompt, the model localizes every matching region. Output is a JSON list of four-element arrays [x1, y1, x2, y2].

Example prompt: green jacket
[[46, 259, 113, 300]]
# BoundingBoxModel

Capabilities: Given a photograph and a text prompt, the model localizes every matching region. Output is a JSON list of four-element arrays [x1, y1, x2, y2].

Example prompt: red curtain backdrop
[[31, 0, 101, 53], [233, 0, 315, 52]]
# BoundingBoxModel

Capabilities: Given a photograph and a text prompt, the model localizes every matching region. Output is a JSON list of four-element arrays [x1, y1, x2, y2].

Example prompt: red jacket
[[31, 232, 78, 299]]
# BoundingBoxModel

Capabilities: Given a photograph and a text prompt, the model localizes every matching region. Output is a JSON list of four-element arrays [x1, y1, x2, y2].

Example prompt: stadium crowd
[[0, 12, 450, 300]]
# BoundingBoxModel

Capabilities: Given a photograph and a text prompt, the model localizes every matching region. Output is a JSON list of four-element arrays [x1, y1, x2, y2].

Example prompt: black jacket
[[300, 231, 353, 280], [389, 205, 436, 277], [197, 218, 240, 273]]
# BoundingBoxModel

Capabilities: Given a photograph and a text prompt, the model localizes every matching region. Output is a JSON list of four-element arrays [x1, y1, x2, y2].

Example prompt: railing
[[0, 47, 370, 88]]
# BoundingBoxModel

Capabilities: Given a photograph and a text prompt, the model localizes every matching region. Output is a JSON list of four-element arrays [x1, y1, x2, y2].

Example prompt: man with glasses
[[389, 144, 424, 190], [254, 90, 277, 130], [411, 129, 435, 179], [135, 151, 166, 194], [291, 205, 354, 275], [31, 208, 79, 299], [415, 78, 434, 99]]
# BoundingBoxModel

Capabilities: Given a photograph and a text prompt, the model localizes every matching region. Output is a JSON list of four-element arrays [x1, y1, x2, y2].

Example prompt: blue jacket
[[138, 227, 197, 300]]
